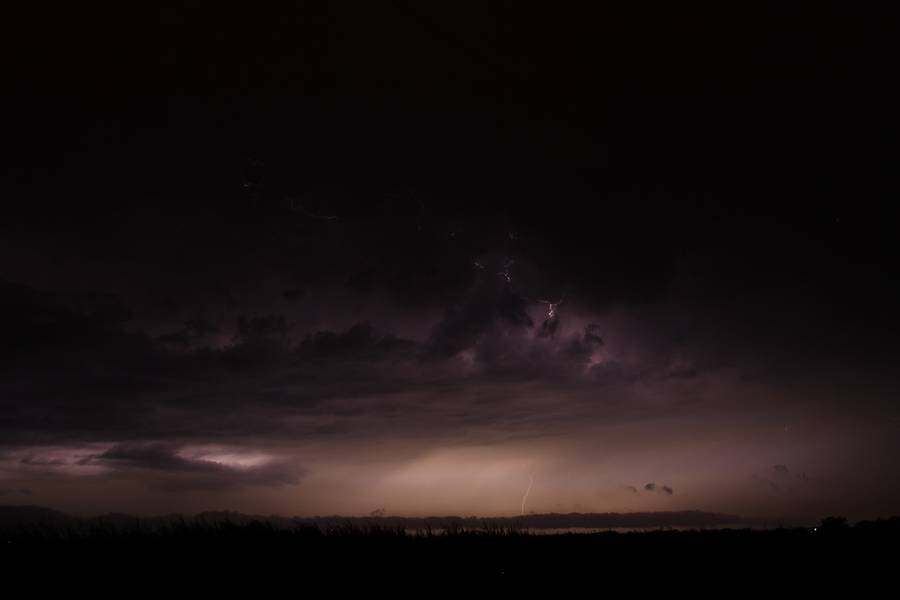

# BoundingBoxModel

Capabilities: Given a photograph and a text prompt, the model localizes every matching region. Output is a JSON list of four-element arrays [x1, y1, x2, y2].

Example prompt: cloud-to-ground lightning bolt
[[520, 473, 535, 516]]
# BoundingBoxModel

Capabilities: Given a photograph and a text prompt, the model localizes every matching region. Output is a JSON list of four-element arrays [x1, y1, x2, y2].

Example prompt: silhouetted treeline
[[2, 515, 897, 591], [0, 505, 751, 534]]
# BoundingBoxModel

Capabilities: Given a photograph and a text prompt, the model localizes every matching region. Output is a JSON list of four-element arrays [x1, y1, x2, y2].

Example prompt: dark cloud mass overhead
[[1, 2, 898, 520]]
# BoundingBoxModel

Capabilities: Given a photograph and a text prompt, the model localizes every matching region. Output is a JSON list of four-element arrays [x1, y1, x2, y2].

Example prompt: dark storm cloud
[[20, 455, 66, 466], [89, 443, 221, 472], [561, 325, 606, 364], [221, 315, 295, 372], [157, 330, 192, 347], [3, 250, 869, 493], [0, 280, 152, 369], [282, 288, 306, 303], [0, 270, 715, 457], [0, 280, 284, 443], [157, 318, 222, 348], [298, 322, 416, 362], [81, 443, 305, 488], [537, 316, 559, 339], [583, 324, 604, 347], [237, 314, 289, 340], [0, 282, 174, 445], [0, 276, 536, 448], [424, 282, 533, 360]]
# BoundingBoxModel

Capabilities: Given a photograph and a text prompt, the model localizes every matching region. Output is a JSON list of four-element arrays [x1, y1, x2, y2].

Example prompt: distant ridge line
[[0, 505, 766, 530]]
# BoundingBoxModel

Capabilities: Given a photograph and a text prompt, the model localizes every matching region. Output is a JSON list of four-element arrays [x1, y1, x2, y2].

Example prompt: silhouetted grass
[[3, 516, 897, 588]]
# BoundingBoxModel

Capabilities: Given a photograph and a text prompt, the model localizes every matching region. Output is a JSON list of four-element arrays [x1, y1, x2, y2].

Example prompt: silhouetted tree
[[820, 516, 850, 533]]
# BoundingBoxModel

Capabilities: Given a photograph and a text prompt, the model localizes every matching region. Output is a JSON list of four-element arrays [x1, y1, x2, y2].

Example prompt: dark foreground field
[[3, 514, 898, 590]]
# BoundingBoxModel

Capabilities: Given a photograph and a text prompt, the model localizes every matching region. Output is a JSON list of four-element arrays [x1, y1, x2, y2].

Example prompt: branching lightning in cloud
[[498, 258, 514, 284]]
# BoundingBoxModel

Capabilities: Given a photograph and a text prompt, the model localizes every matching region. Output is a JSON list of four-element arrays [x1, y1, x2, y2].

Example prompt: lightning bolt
[[520, 473, 535, 516]]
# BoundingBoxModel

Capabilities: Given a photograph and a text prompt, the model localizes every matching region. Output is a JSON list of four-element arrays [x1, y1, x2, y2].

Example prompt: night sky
[[2, 2, 898, 521]]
